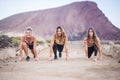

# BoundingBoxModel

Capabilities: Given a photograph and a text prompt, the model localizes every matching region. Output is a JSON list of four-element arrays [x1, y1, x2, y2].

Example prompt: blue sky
[[0, 0, 120, 29]]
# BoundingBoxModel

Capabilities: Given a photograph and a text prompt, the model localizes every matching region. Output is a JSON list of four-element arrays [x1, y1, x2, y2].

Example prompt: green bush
[[12, 37, 45, 46], [37, 40, 44, 44], [46, 39, 51, 43], [12, 37, 20, 46]]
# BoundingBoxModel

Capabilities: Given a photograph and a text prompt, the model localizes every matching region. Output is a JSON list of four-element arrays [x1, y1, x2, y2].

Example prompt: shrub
[[11, 37, 20, 46], [37, 40, 44, 44], [46, 39, 51, 43]]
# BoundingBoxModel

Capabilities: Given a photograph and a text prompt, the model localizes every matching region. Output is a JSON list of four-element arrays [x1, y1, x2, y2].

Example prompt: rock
[[102, 44, 111, 56], [118, 60, 120, 63], [102, 41, 120, 59], [15, 60, 17, 63], [36, 43, 48, 51], [0, 35, 13, 48], [0, 47, 16, 60], [0, 67, 2, 69]]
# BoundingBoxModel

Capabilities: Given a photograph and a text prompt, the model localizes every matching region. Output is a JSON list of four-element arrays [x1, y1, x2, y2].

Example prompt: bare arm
[[65, 37, 68, 60], [49, 37, 54, 60], [97, 37, 102, 59], [33, 36, 37, 49], [84, 37, 88, 59], [19, 36, 24, 58], [20, 36, 24, 47]]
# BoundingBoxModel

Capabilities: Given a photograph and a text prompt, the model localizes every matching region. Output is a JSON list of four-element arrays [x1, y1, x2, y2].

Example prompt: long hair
[[87, 27, 98, 46], [54, 26, 66, 43]]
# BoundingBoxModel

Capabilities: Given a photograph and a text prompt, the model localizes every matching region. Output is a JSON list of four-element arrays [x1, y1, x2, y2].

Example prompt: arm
[[20, 36, 23, 48], [84, 37, 88, 59], [49, 37, 54, 60], [97, 37, 102, 60], [19, 36, 24, 60], [33, 36, 37, 49], [33, 36, 39, 61], [33, 36, 38, 56], [65, 37, 68, 61]]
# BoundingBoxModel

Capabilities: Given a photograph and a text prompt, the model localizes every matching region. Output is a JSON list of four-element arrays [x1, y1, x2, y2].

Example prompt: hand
[[35, 57, 39, 62], [86, 56, 88, 60], [98, 56, 102, 60], [19, 57, 23, 61], [49, 57, 52, 61], [66, 56, 69, 61]]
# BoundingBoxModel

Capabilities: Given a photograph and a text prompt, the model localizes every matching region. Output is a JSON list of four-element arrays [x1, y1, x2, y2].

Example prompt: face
[[25, 30, 32, 37], [89, 29, 94, 37], [57, 28, 62, 36]]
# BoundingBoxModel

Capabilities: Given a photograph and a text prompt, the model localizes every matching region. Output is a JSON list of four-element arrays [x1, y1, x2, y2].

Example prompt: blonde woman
[[84, 27, 102, 61], [19, 27, 38, 61], [49, 26, 68, 61]]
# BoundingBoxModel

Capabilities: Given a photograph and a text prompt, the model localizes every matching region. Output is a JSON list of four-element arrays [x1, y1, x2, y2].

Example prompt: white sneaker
[[93, 56, 97, 62]]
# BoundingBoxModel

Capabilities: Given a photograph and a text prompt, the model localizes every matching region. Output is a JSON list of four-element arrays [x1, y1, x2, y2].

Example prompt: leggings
[[53, 42, 64, 57], [25, 41, 34, 50], [88, 45, 98, 58]]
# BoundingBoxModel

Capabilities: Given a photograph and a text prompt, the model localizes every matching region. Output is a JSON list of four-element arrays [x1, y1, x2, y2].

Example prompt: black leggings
[[53, 42, 64, 57], [88, 46, 98, 58], [25, 42, 34, 50]]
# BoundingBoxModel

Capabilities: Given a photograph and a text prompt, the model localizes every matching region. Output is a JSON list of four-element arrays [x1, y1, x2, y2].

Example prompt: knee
[[22, 42, 27, 47]]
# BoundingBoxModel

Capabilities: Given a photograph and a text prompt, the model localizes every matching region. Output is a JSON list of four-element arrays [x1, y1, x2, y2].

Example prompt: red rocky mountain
[[0, 1, 120, 40]]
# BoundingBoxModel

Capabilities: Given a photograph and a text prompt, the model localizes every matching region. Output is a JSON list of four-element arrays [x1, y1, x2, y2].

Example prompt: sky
[[0, 0, 120, 29]]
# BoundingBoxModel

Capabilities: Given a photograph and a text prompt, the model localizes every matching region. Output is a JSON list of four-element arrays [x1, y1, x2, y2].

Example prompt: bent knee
[[22, 42, 27, 47]]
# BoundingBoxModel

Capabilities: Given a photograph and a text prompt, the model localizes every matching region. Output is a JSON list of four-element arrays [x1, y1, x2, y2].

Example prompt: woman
[[19, 27, 38, 61], [84, 27, 102, 61], [49, 26, 68, 61]]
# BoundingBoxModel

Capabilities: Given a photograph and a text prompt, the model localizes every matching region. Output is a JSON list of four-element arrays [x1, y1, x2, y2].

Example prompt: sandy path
[[0, 42, 120, 80]]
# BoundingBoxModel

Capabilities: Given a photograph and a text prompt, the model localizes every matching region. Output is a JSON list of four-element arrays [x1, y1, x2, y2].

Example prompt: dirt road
[[0, 42, 120, 80]]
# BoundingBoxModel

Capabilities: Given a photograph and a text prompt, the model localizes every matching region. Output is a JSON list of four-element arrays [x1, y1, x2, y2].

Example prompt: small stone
[[118, 60, 120, 63], [16, 53, 18, 56]]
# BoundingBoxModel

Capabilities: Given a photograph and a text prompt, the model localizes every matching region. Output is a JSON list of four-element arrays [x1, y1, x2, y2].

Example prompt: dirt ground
[[0, 42, 120, 80]]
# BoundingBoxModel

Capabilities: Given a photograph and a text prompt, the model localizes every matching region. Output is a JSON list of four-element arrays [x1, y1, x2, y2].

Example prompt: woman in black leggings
[[88, 44, 98, 58], [84, 27, 102, 61], [49, 26, 68, 61], [53, 42, 64, 59]]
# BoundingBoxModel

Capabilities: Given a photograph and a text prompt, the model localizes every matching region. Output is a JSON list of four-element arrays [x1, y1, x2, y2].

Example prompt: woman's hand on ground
[[49, 57, 52, 61], [35, 57, 39, 62], [19, 57, 23, 61], [66, 56, 69, 61]]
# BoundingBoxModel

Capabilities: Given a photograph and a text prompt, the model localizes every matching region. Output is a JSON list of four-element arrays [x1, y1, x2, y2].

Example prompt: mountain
[[0, 1, 120, 40]]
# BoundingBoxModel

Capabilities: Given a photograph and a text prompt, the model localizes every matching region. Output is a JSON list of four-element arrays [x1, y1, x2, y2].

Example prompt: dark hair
[[56, 26, 62, 33], [87, 27, 96, 39], [87, 27, 99, 46]]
